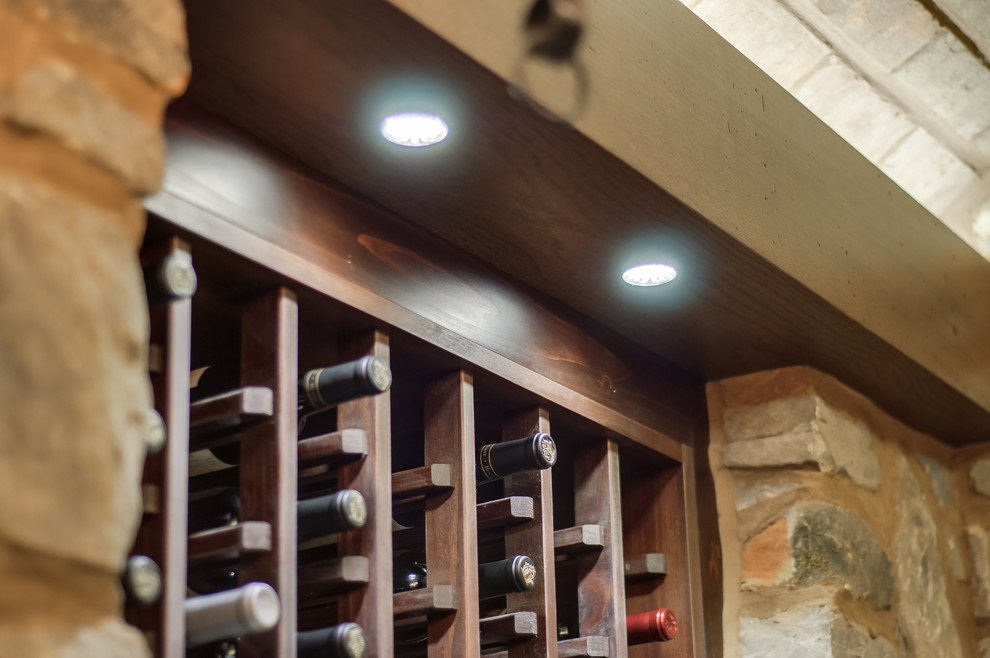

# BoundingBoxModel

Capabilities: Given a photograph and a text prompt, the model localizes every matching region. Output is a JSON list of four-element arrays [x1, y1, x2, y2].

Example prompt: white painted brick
[[693, 0, 830, 88], [971, 126, 990, 164], [793, 56, 916, 160], [896, 31, 990, 140], [879, 127, 979, 214], [813, 0, 938, 71], [933, 0, 990, 60], [975, 198, 990, 258]]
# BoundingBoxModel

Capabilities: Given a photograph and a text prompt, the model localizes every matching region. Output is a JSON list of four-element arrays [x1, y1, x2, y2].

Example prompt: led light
[[622, 263, 677, 287], [380, 112, 449, 147]]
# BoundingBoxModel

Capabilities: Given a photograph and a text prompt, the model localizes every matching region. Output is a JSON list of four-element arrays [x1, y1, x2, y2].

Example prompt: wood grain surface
[[167, 0, 990, 445]]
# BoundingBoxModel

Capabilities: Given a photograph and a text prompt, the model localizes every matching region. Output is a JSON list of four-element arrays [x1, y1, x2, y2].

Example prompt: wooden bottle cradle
[[129, 229, 702, 657]]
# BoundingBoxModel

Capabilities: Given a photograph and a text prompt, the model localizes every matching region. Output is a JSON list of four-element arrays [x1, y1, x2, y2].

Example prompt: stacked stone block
[[0, 0, 188, 655], [709, 366, 987, 657]]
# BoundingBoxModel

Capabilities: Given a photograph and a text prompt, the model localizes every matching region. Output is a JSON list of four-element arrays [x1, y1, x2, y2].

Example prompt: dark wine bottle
[[392, 550, 428, 593], [626, 607, 677, 645], [188, 488, 242, 535], [297, 489, 368, 542], [478, 555, 538, 599], [187, 488, 367, 540], [144, 250, 197, 307], [298, 622, 367, 658], [185, 582, 281, 647], [392, 551, 537, 599], [297, 356, 392, 420], [122, 554, 162, 607], [194, 356, 391, 464], [476, 432, 557, 483]]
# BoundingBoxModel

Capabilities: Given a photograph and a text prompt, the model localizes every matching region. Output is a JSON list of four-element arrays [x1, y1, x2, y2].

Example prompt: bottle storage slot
[[129, 225, 701, 657]]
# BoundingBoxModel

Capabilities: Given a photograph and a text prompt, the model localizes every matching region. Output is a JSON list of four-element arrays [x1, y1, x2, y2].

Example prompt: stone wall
[[708, 366, 990, 657], [0, 1, 187, 655]]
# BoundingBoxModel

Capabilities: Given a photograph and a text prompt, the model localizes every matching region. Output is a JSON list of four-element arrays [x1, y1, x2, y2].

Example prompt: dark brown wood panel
[[424, 370, 480, 655], [622, 464, 695, 658], [502, 409, 557, 658], [149, 107, 693, 459], [169, 0, 990, 446], [573, 440, 627, 658], [236, 289, 298, 658], [335, 331, 393, 655]]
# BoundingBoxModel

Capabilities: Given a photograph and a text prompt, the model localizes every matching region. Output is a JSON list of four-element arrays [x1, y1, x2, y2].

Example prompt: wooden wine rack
[[130, 105, 712, 657]]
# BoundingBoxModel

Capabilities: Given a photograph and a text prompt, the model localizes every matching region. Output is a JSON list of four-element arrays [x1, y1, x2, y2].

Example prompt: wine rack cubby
[[131, 106, 710, 656]]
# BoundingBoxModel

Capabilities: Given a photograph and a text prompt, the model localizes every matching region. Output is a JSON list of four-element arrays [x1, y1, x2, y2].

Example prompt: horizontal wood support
[[298, 555, 370, 603], [624, 553, 668, 581], [479, 611, 539, 645], [392, 585, 457, 618], [297, 428, 368, 465], [189, 387, 273, 449], [558, 636, 610, 657], [187, 521, 272, 570], [392, 464, 454, 501], [477, 496, 535, 532], [553, 525, 605, 556]]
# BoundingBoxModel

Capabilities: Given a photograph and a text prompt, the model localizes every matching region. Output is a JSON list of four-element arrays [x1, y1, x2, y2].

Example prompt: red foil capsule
[[626, 608, 677, 645]]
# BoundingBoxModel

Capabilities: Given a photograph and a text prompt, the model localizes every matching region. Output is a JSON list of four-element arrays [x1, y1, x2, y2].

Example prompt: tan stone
[[968, 525, 990, 618], [739, 605, 895, 657], [724, 394, 818, 442], [971, 457, 990, 497], [723, 395, 881, 490], [742, 518, 793, 587], [1, 58, 166, 194], [723, 431, 821, 469], [0, 618, 150, 658], [917, 452, 955, 506], [734, 479, 801, 510], [10, 0, 190, 94], [895, 467, 964, 656], [0, 175, 149, 571]]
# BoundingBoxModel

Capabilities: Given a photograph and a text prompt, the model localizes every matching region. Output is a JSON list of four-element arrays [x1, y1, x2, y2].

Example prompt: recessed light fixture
[[380, 112, 449, 147], [622, 263, 677, 287]]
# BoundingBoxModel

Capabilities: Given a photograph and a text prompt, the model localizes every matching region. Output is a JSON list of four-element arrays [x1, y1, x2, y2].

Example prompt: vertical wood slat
[[623, 465, 694, 658], [680, 442, 711, 657], [424, 370, 480, 655], [336, 330, 393, 655], [237, 289, 298, 658], [128, 238, 192, 658], [573, 440, 628, 658], [502, 408, 557, 658]]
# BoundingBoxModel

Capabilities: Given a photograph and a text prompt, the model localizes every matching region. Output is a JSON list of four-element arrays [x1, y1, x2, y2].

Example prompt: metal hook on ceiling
[[509, 0, 588, 124]]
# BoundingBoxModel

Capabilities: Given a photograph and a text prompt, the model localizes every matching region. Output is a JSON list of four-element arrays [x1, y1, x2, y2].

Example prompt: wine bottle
[[297, 489, 368, 542], [185, 582, 281, 647], [476, 432, 557, 483], [122, 554, 162, 607], [626, 607, 677, 645], [298, 622, 367, 658], [297, 356, 392, 420], [188, 488, 242, 534], [194, 356, 391, 464], [478, 555, 538, 599], [392, 551, 537, 599], [187, 488, 367, 540], [145, 408, 167, 455], [144, 250, 197, 306]]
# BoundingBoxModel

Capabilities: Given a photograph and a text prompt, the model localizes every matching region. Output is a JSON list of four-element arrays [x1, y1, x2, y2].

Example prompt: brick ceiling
[[680, 0, 990, 258]]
